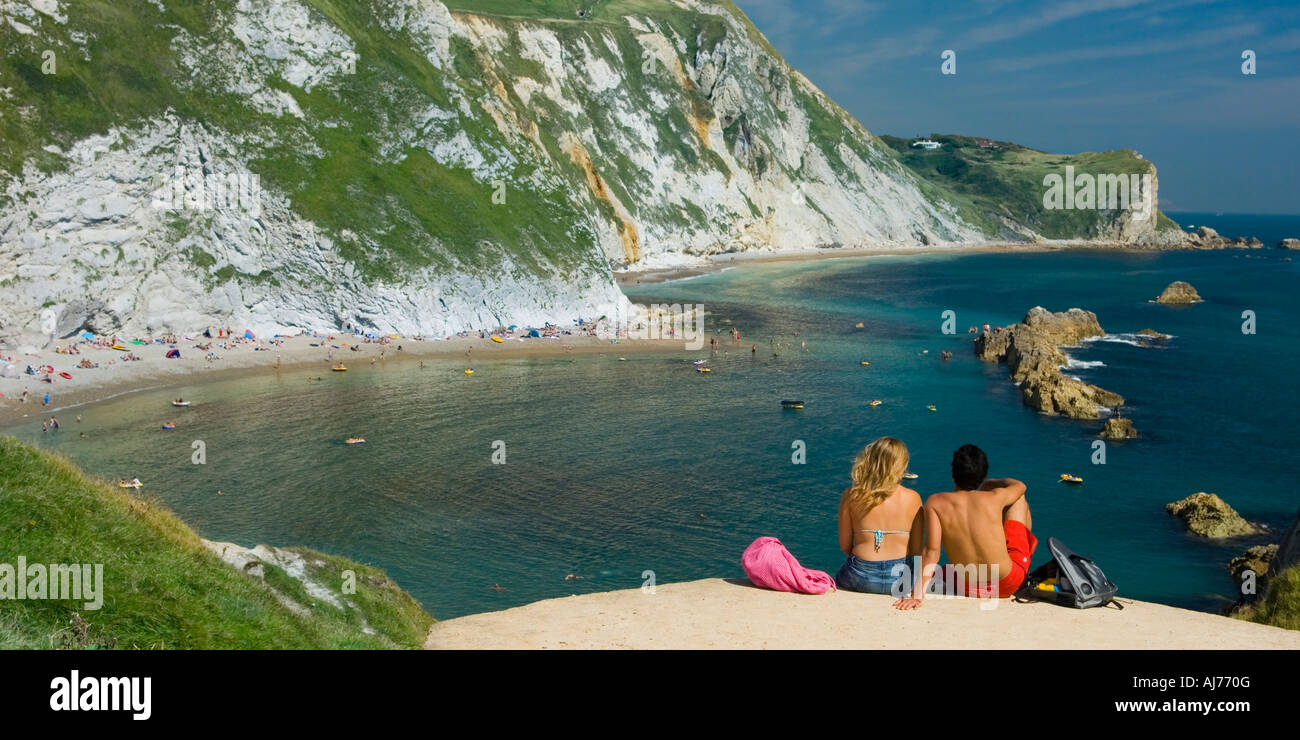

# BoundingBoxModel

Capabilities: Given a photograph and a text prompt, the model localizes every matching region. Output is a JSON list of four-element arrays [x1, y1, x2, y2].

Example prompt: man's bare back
[[894, 444, 1033, 610], [926, 479, 1028, 576]]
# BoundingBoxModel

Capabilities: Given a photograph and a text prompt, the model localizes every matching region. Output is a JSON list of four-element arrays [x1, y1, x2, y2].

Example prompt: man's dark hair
[[951, 444, 988, 491]]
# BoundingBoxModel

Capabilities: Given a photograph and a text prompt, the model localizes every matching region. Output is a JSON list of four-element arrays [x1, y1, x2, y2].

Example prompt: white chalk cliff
[[0, 0, 1168, 346]]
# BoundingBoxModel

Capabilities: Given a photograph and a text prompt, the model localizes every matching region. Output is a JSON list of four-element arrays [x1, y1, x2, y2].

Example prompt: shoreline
[[2, 239, 1258, 425], [0, 333, 693, 427], [615, 240, 1145, 285]]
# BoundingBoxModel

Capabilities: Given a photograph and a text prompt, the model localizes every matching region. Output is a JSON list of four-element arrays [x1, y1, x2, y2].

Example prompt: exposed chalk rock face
[[1099, 417, 1137, 439], [1166, 492, 1259, 538], [0, 118, 628, 346], [0, 0, 1182, 344], [974, 307, 1120, 419], [1154, 281, 1202, 304]]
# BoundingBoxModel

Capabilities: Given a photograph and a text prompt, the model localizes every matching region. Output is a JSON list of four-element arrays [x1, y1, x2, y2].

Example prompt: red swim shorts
[[949, 521, 1038, 598]]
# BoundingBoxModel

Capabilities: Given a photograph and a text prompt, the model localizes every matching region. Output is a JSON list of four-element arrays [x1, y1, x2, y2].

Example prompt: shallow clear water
[[7, 247, 1298, 619]]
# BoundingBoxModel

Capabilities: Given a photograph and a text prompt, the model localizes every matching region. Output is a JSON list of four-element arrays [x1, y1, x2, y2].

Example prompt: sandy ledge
[[424, 578, 1300, 650]]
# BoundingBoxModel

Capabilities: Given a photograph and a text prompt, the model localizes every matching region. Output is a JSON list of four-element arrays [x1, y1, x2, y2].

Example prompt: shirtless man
[[894, 444, 1036, 609]]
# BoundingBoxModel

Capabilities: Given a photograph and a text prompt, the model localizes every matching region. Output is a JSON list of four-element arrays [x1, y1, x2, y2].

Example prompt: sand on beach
[[424, 578, 1300, 649], [0, 332, 692, 425], [614, 240, 1099, 285]]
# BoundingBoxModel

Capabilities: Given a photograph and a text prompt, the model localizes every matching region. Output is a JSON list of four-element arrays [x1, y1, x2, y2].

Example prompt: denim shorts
[[836, 555, 910, 596]]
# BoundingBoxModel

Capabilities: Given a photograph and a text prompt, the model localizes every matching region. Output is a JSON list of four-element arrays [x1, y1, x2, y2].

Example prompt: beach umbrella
[[166, 349, 181, 359], [244, 330, 255, 339], [81, 331, 94, 339]]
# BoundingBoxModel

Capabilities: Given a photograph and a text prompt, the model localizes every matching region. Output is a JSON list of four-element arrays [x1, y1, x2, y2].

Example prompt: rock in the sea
[[1229, 544, 1278, 581], [1184, 226, 1266, 250], [1155, 281, 1202, 304], [1166, 492, 1258, 538], [1099, 417, 1137, 439], [974, 307, 1121, 419], [1279, 238, 1300, 250], [1136, 328, 1168, 339]]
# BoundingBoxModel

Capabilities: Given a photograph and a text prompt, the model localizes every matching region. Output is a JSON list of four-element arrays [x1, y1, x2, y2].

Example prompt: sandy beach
[[425, 578, 1300, 650], [615, 240, 1117, 285], [0, 331, 692, 427], [0, 240, 1174, 426]]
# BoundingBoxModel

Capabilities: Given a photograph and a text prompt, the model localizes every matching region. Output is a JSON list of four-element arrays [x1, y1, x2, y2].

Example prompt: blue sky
[[735, 0, 1300, 214]]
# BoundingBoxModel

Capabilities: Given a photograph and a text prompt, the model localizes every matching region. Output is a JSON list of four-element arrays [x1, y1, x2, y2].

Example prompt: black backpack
[[1015, 537, 1121, 609]]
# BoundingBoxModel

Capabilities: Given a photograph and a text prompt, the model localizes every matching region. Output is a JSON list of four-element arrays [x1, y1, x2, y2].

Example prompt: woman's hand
[[893, 597, 923, 611]]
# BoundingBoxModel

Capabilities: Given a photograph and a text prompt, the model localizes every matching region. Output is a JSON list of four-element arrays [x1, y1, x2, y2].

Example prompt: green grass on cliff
[[879, 134, 1180, 239], [0, 437, 433, 649], [1241, 566, 1300, 632], [1, 0, 1180, 285]]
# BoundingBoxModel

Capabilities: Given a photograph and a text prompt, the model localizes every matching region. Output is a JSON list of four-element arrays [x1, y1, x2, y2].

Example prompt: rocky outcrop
[[1154, 281, 1202, 304], [1137, 328, 1168, 339], [1099, 417, 1137, 439], [975, 307, 1122, 419], [1166, 493, 1259, 538], [1279, 238, 1300, 250], [1184, 226, 1263, 250], [1229, 545, 1278, 581]]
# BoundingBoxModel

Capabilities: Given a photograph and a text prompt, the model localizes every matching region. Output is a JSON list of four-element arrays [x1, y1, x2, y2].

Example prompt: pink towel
[[742, 536, 836, 594]]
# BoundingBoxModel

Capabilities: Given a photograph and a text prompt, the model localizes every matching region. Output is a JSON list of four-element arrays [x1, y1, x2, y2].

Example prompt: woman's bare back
[[840, 485, 921, 560]]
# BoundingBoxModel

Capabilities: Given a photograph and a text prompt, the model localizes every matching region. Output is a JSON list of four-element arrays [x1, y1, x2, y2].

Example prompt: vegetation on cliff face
[[1, 1, 1180, 343], [1239, 566, 1300, 632], [879, 134, 1181, 241], [0, 437, 432, 649]]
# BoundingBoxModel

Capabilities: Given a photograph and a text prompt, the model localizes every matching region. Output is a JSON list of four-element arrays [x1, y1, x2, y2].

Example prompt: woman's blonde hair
[[845, 437, 910, 515]]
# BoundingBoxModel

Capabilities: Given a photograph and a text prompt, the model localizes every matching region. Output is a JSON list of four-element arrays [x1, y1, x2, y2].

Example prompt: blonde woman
[[836, 437, 924, 595]]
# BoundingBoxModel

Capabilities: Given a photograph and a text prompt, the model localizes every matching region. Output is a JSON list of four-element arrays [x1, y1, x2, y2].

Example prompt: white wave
[[1063, 357, 1106, 369], [1082, 333, 1146, 347]]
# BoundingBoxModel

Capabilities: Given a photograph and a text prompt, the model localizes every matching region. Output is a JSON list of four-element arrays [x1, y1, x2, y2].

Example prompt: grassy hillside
[[1252, 568, 1300, 630], [1239, 566, 1300, 632], [0, 437, 432, 649], [879, 134, 1181, 239]]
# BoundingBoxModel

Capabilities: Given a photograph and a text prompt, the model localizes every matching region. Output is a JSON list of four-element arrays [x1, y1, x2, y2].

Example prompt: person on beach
[[836, 437, 923, 594], [893, 444, 1035, 610]]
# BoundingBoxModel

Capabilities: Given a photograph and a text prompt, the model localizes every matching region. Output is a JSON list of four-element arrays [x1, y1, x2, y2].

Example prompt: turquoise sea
[[6, 245, 1300, 619]]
